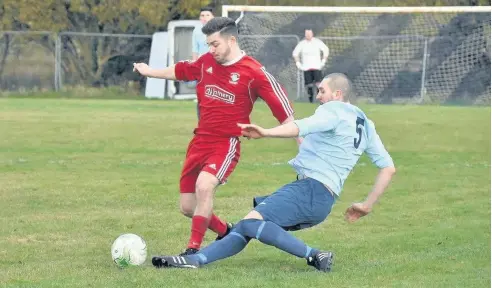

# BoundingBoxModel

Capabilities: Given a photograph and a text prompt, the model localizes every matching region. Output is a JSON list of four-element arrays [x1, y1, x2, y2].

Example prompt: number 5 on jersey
[[354, 117, 365, 149]]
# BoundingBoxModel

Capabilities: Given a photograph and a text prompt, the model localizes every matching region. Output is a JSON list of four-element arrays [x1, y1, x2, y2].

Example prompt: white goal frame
[[222, 5, 492, 16]]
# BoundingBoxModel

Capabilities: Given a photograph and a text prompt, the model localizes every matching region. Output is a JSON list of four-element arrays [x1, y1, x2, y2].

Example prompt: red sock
[[188, 215, 210, 250], [208, 213, 227, 236]]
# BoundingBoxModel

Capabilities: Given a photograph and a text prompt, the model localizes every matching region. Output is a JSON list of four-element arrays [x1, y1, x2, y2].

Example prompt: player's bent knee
[[179, 203, 194, 217], [179, 193, 196, 217], [179, 199, 195, 217], [234, 219, 264, 239]]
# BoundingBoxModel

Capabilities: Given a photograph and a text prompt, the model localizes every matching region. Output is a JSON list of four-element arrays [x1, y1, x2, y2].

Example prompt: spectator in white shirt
[[292, 29, 329, 103]]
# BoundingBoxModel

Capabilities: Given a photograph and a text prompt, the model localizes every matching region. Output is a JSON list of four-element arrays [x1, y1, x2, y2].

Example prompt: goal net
[[224, 6, 491, 105]]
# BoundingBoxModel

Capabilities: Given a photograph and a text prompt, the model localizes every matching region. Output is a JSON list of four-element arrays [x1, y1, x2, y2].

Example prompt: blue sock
[[188, 232, 250, 265], [187, 219, 319, 266], [248, 220, 319, 259]]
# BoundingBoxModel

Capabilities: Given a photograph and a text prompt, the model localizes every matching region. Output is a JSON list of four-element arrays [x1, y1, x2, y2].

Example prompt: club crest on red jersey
[[229, 73, 240, 84]]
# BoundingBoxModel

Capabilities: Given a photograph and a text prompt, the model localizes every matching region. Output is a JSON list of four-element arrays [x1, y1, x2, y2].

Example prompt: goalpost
[[223, 5, 491, 105]]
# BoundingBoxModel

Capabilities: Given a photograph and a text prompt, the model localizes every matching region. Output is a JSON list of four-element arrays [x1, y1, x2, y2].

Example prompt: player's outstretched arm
[[238, 122, 299, 139], [281, 115, 303, 145], [133, 63, 177, 80], [345, 165, 396, 223]]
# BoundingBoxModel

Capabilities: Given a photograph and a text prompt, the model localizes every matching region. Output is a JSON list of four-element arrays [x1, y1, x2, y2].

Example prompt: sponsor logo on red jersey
[[205, 85, 235, 104]]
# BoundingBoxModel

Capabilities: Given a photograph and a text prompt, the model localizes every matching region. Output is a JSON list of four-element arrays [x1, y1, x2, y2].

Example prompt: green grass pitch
[[0, 98, 490, 287]]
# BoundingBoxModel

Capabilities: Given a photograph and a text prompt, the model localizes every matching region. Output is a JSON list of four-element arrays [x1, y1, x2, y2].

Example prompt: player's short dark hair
[[202, 17, 238, 39], [200, 6, 214, 14], [324, 73, 355, 102]]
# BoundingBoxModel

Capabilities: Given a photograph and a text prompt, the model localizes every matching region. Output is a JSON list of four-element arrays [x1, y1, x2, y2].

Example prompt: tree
[[2, 0, 178, 88]]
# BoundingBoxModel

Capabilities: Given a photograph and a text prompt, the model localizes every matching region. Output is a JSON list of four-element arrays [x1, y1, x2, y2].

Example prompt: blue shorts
[[253, 178, 335, 231]]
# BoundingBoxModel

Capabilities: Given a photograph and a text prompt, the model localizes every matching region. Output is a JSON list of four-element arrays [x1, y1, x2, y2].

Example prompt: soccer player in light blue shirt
[[152, 73, 396, 272]]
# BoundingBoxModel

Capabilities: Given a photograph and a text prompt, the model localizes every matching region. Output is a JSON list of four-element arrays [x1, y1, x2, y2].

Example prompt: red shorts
[[180, 135, 241, 193]]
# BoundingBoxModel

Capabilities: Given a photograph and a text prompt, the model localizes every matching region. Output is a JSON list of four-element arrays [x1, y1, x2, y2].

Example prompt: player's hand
[[133, 63, 152, 77], [237, 123, 268, 139], [345, 202, 372, 223]]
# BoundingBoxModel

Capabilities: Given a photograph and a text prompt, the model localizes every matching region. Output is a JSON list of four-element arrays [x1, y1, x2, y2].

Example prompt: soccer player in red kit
[[133, 17, 295, 255]]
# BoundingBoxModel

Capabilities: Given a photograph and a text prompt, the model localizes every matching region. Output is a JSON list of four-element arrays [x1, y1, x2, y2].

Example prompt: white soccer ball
[[111, 233, 147, 267]]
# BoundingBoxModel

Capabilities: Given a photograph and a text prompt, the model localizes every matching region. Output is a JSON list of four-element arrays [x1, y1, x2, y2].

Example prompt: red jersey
[[174, 52, 294, 137]]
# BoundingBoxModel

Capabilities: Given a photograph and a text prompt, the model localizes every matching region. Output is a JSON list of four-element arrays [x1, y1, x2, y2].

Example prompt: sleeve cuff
[[375, 158, 394, 169], [174, 63, 184, 81], [294, 120, 308, 137]]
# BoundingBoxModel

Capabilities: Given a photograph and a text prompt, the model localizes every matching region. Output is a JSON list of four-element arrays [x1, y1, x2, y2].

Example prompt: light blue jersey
[[192, 24, 209, 56], [289, 101, 394, 197]]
